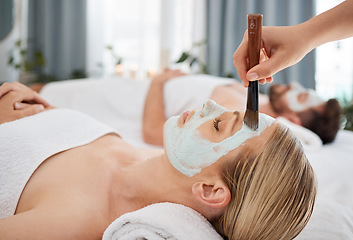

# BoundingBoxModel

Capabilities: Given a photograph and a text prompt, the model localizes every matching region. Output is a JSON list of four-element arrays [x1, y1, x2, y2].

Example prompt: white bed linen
[[306, 130, 353, 211], [295, 199, 353, 240]]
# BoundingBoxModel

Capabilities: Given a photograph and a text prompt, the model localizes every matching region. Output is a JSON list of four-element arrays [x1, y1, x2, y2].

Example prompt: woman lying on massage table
[[0, 82, 316, 240]]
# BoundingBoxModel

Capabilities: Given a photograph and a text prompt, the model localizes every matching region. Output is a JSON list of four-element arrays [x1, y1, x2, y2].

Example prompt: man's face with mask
[[269, 82, 325, 115]]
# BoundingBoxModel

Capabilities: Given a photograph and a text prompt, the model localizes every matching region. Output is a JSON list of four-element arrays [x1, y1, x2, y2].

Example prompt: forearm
[[301, 0, 353, 50], [142, 81, 167, 146]]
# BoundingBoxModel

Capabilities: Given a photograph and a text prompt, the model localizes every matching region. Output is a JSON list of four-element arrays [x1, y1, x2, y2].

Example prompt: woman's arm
[[0, 210, 56, 239], [0, 82, 51, 124], [303, 0, 353, 49], [0, 207, 100, 239], [142, 69, 186, 146]]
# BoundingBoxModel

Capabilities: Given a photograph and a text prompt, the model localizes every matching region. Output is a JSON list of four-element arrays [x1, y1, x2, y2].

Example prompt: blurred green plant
[[70, 69, 87, 79], [342, 97, 353, 131], [32, 69, 86, 85], [106, 45, 123, 66], [175, 39, 208, 74], [35, 74, 59, 84], [7, 39, 45, 73]]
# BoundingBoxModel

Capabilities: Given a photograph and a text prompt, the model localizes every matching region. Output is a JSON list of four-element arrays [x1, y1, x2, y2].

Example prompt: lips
[[183, 111, 190, 123]]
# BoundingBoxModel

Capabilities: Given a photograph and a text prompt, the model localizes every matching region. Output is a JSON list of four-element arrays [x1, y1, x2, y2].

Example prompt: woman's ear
[[192, 180, 231, 209]]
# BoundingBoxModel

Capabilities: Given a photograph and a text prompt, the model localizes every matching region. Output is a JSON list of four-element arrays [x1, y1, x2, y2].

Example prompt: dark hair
[[299, 99, 342, 144]]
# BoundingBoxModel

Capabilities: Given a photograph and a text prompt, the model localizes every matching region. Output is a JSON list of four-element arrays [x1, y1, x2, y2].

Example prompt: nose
[[201, 100, 226, 117], [298, 92, 309, 103]]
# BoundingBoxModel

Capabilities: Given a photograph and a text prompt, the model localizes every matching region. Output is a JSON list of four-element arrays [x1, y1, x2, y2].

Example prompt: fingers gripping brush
[[244, 14, 262, 130]]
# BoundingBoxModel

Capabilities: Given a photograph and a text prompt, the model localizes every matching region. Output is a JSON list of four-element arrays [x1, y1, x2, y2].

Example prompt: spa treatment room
[[1, 0, 353, 239]]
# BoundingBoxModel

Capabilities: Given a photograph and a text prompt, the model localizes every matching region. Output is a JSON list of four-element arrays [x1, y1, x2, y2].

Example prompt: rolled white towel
[[102, 202, 223, 240]]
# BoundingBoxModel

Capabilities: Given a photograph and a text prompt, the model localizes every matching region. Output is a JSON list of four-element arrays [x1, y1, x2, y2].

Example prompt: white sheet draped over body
[[0, 109, 116, 218]]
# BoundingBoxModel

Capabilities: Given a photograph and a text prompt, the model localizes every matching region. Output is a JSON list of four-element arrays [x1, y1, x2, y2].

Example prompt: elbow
[[142, 127, 163, 146], [142, 129, 154, 144]]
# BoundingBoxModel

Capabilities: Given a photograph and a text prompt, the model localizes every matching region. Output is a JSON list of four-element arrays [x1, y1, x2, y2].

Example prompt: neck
[[110, 153, 194, 218]]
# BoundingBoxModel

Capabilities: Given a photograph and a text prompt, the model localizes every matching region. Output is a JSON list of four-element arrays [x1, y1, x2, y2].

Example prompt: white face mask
[[163, 100, 274, 177], [286, 82, 324, 112]]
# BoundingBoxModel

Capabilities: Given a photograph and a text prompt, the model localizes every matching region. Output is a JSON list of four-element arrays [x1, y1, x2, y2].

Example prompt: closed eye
[[213, 118, 221, 131]]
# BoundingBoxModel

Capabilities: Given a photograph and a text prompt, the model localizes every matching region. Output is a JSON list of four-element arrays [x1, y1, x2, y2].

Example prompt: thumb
[[246, 54, 285, 81]]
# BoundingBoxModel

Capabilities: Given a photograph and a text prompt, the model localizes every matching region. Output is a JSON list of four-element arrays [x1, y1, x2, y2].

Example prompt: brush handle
[[247, 14, 262, 112]]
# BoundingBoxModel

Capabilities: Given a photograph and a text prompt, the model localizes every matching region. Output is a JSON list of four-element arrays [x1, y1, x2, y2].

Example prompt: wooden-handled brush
[[243, 14, 262, 130]]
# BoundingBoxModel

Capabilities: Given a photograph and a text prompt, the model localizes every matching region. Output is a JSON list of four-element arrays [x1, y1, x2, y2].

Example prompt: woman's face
[[163, 100, 274, 177]]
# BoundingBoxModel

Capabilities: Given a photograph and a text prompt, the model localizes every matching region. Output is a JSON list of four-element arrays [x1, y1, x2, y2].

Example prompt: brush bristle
[[243, 109, 259, 130]]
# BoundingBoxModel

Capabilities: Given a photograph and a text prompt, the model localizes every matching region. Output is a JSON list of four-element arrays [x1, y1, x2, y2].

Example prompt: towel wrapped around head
[[102, 202, 223, 240]]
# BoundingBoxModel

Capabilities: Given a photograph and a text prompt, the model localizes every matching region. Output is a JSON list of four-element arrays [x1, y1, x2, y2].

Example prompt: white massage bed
[[40, 75, 353, 239]]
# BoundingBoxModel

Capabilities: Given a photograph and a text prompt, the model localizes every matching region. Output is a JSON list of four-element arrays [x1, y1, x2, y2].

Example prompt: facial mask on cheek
[[164, 100, 274, 177], [286, 89, 324, 112]]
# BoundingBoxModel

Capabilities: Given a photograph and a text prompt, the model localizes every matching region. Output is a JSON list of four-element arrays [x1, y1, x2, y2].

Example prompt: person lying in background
[[0, 82, 316, 240], [143, 69, 341, 146], [29, 69, 341, 147]]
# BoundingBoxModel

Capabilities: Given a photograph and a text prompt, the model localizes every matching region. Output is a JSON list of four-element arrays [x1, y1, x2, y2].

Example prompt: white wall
[[315, 0, 353, 101]]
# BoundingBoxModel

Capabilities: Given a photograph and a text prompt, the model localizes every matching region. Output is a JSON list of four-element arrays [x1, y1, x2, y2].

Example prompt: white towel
[[102, 202, 223, 240], [276, 117, 323, 152], [0, 109, 116, 218], [40, 77, 151, 148], [164, 74, 235, 118]]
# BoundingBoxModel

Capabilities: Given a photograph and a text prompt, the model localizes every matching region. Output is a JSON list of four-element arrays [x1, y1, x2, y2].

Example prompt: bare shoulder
[[211, 84, 246, 110]]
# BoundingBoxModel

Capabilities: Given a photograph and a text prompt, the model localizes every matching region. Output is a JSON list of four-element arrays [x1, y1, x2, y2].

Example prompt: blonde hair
[[212, 123, 316, 240]]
